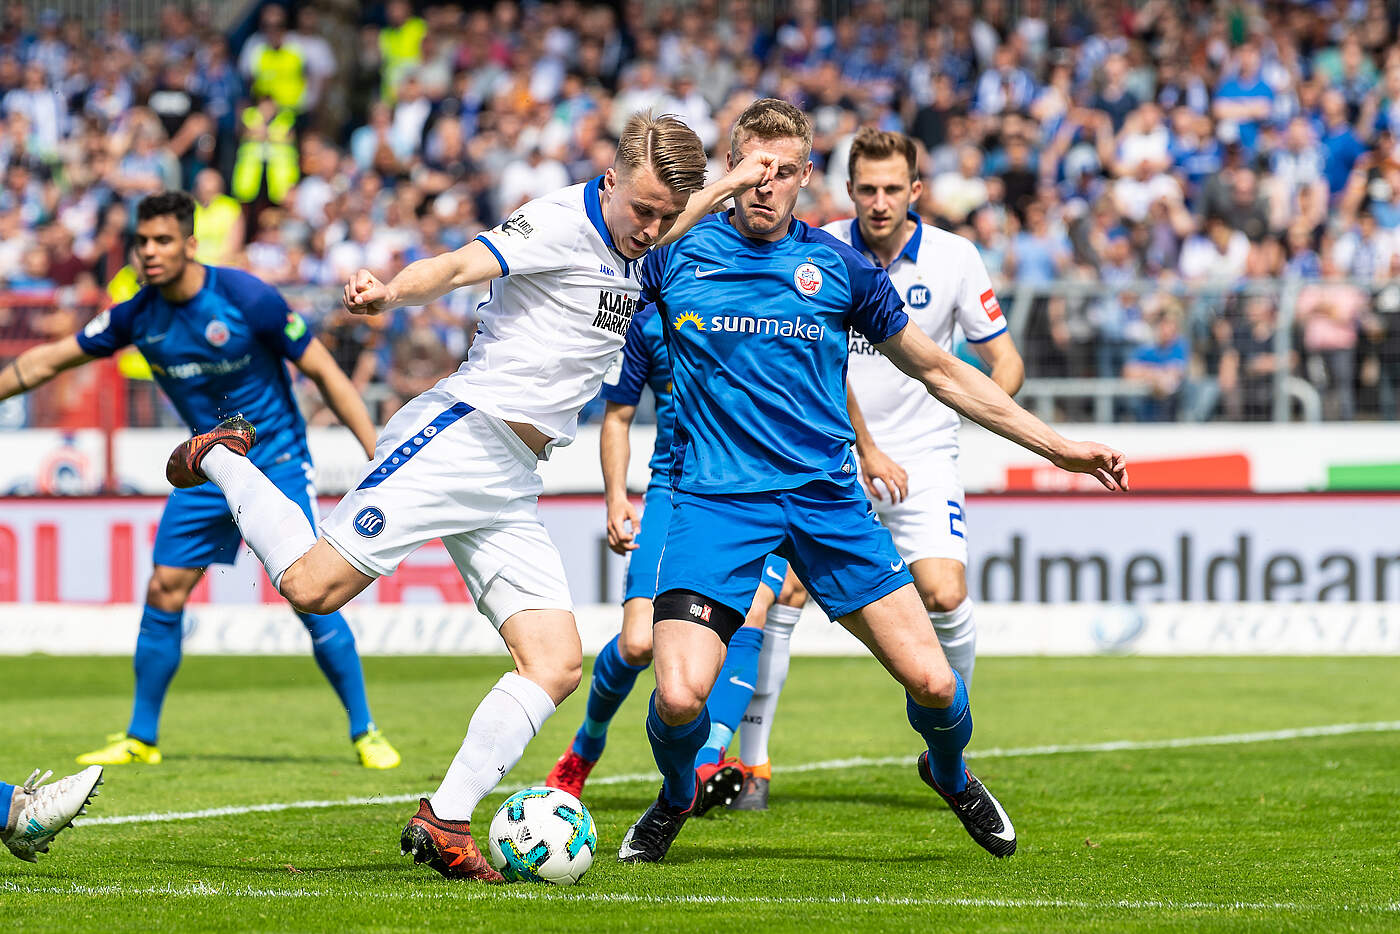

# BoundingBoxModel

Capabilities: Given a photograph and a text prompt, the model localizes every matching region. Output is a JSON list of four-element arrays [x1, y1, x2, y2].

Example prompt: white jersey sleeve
[[474, 199, 583, 277], [954, 238, 1008, 345]]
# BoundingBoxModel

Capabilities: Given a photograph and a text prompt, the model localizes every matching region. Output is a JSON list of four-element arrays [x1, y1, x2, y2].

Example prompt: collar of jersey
[[584, 174, 625, 258], [722, 208, 799, 248], [849, 211, 922, 267]]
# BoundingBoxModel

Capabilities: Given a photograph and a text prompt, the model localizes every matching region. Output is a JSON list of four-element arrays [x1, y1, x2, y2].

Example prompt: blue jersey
[[599, 302, 675, 487], [76, 265, 314, 470], [641, 212, 907, 495]]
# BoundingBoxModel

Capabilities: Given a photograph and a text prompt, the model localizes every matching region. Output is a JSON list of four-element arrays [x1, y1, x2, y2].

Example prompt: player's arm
[[655, 149, 779, 247], [343, 240, 504, 316], [876, 322, 1129, 491], [970, 332, 1025, 396], [847, 384, 908, 504], [0, 336, 93, 401], [600, 401, 640, 554], [292, 337, 377, 458]]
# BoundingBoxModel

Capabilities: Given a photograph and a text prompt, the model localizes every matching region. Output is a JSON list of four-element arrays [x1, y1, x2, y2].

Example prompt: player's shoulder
[[818, 217, 858, 246], [794, 220, 881, 276], [207, 265, 281, 304], [518, 180, 591, 220]]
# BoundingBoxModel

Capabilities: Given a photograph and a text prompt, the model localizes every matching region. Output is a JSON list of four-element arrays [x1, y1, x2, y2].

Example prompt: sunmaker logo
[[673, 312, 823, 341]]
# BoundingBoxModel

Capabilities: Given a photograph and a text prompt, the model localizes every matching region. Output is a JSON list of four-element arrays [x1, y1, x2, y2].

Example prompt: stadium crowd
[[2, 0, 1400, 423]]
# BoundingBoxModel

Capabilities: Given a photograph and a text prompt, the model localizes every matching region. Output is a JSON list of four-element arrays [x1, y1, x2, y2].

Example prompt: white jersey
[[444, 176, 641, 452], [823, 214, 1007, 457]]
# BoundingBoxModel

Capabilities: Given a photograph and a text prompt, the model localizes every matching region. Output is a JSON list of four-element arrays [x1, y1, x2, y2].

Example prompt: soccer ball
[[487, 787, 597, 885]]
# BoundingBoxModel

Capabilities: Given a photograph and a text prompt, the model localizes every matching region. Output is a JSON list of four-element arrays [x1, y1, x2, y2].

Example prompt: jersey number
[[947, 500, 966, 540]]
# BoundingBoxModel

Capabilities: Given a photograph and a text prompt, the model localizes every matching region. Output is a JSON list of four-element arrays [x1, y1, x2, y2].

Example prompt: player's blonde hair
[[730, 98, 813, 161], [615, 112, 708, 194]]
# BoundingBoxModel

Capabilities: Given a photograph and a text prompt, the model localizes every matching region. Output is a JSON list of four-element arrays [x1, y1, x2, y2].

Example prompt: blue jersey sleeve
[[73, 297, 138, 358], [638, 244, 669, 306], [601, 306, 654, 405], [843, 255, 908, 344], [239, 274, 313, 360]]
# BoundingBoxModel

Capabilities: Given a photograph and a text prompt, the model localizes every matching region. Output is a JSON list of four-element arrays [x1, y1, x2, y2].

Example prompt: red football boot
[[165, 415, 257, 488], [399, 798, 504, 882], [546, 747, 598, 799]]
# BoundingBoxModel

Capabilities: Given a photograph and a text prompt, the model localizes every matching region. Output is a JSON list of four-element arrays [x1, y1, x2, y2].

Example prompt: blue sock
[[297, 611, 374, 738], [646, 692, 710, 811], [1, 781, 15, 828], [572, 635, 648, 761], [906, 670, 973, 794], [127, 604, 184, 745], [695, 626, 764, 768]]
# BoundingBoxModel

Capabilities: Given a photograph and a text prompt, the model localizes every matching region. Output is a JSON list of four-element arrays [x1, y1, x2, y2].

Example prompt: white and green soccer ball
[[488, 786, 597, 885]]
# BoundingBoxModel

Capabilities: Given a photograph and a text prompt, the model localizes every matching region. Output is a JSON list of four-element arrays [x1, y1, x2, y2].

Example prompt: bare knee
[[905, 664, 959, 708], [616, 629, 653, 667], [654, 679, 706, 726], [519, 656, 582, 705], [278, 561, 339, 617], [920, 578, 967, 614], [145, 567, 199, 613]]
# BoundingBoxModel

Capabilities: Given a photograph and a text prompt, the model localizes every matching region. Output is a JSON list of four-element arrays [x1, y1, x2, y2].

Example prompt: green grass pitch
[[2, 654, 1396, 933]]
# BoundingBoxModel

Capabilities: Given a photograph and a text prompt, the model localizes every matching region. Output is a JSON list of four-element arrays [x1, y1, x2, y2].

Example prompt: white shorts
[[868, 449, 968, 567], [321, 386, 573, 629]]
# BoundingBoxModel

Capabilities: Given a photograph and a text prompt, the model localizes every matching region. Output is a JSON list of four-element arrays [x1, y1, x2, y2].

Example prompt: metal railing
[[997, 276, 1395, 423]]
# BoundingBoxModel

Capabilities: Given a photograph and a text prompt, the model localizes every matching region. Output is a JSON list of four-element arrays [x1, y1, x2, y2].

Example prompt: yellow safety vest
[[252, 43, 306, 112], [232, 106, 299, 204], [194, 195, 243, 263], [107, 266, 153, 380], [379, 16, 426, 98]]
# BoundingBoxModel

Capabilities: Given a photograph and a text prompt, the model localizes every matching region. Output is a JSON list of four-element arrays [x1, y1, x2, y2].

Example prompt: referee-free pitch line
[[78, 719, 1400, 828], [2, 880, 1398, 915]]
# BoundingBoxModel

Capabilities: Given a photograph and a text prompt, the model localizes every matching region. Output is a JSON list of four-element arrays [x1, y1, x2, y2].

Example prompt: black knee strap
[[652, 589, 745, 644]]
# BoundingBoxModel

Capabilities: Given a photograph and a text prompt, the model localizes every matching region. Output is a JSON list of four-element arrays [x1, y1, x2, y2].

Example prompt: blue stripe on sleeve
[[474, 235, 510, 277]]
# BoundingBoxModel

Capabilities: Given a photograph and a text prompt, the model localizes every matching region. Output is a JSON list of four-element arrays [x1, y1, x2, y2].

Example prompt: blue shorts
[[625, 484, 788, 604], [656, 476, 912, 620], [152, 458, 316, 569]]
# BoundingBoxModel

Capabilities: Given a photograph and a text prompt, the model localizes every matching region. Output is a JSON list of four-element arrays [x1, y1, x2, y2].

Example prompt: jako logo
[[353, 507, 386, 538], [793, 263, 823, 296], [675, 311, 823, 341], [689, 603, 712, 622]]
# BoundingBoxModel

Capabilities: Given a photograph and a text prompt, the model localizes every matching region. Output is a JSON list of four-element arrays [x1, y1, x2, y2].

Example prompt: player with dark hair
[[618, 100, 1129, 863], [0, 190, 399, 770]]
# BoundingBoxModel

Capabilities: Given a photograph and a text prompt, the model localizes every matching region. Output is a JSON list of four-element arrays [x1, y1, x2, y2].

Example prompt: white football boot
[[3, 766, 103, 862]]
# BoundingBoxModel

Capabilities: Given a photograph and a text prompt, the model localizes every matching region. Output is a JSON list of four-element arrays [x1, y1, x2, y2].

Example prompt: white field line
[[79, 719, 1400, 828], [1, 880, 1396, 914]]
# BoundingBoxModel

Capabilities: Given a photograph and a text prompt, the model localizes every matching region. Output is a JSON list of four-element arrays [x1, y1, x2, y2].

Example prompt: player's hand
[[606, 498, 640, 554], [343, 269, 392, 316], [859, 446, 909, 505], [1053, 441, 1130, 492], [726, 149, 780, 193]]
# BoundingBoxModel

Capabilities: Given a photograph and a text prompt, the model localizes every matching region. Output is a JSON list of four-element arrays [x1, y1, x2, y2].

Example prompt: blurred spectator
[[1218, 297, 1290, 421], [1123, 304, 1189, 421], [192, 168, 244, 265], [240, 4, 307, 115], [1296, 256, 1371, 419]]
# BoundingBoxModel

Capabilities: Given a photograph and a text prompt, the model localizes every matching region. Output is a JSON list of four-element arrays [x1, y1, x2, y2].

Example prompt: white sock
[[430, 672, 557, 821], [739, 602, 800, 765], [930, 597, 977, 686], [201, 445, 316, 589]]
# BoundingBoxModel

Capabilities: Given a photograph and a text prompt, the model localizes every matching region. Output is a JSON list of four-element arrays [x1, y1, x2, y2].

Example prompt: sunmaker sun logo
[[673, 311, 824, 341]]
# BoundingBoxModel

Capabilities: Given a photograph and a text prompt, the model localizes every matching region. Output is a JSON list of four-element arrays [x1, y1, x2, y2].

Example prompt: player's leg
[[548, 485, 671, 796], [1, 766, 103, 862], [79, 482, 238, 765], [400, 427, 577, 882], [170, 418, 375, 615], [547, 596, 650, 796], [695, 556, 785, 774], [787, 479, 1013, 857], [881, 458, 977, 685], [274, 461, 398, 768], [839, 587, 1014, 857], [910, 558, 975, 685], [733, 564, 806, 810], [619, 489, 782, 863]]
